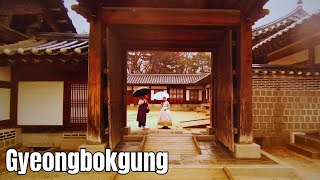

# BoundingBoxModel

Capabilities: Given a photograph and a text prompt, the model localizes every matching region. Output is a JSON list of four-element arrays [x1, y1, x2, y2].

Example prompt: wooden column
[[121, 49, 127, 129], [11, 69, 18, 128], [236, 20, 253, 144], [87, 18, 106, 144], [213, 31, 234, 151], [106, 27, 124, 149], [210, 51, 215, 128]]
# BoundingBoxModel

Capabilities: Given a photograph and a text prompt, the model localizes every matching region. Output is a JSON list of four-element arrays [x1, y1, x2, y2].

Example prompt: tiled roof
[[0, 33, 88, 56], [253, 12, 320, 50], [130, 66, 320, 86], [252, 64, 320, 76], [127, 74, 209, 85], [252, 6, 308, 41]]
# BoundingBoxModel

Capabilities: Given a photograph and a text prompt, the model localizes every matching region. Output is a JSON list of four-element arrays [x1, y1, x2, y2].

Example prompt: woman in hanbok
[[157, 97, 172, 129], [136, 95, 149, 129]]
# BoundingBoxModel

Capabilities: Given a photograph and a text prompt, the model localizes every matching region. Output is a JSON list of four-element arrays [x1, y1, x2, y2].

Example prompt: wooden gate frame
[[77, 2, 263, 151]]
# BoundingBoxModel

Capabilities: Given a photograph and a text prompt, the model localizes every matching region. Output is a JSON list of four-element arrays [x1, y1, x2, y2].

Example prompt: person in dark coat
[[136, 95, 149, 129]]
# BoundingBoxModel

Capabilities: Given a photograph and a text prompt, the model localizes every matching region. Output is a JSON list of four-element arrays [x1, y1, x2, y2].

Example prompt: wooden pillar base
[[123, 126, 131, 135], [234, 143, 261, 159], [206, 126, 214, 135]]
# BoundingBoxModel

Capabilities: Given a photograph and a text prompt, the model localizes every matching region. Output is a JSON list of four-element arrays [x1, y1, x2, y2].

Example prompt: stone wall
[[252, 75, 320, 145]]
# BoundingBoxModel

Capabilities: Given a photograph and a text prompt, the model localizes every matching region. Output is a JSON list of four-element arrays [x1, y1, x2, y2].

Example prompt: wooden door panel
[[214, 30, 234, 152], [106, 27, 123, 149]]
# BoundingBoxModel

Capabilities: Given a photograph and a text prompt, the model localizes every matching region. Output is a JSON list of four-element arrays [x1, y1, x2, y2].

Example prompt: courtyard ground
[[262, 147, 320, 180], [1, 109, 319, 179], [126, 108, 208, 129], [2, 146, 320, 179]]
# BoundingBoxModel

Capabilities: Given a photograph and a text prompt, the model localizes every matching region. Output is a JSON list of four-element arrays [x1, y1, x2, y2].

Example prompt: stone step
[[143, 135, 199, 155], [287, 143, 320, 159], [295, 134, 320, 150], [115, 168, 229, 179], [180, 119, 210, 128]]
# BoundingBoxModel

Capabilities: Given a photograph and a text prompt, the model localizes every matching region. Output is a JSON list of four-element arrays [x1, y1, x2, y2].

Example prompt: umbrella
[[154, 91, 170, 100], [132, 87, 151, 97]]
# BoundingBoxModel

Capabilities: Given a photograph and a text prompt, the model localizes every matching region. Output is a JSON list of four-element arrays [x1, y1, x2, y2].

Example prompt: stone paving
[[0, 128, 302, 179], [144, 135, 198, 155], [114, 142, 141, 152], [115, 128, 277, 167]]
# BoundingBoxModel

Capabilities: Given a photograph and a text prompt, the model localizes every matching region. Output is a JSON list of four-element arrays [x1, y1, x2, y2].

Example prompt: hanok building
[[250, 1, 320, 147], [0, 0, 319, 160], [127, 73, 210, 106]]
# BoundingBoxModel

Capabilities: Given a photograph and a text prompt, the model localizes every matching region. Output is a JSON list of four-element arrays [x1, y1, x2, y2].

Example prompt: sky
[[64, 0, 320, 33]]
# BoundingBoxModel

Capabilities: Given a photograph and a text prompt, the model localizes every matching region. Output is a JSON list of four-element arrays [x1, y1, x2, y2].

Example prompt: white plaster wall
[[206, 89, 208, 99], [151, 90, 155, 100], [0, 88, 10, 121], [0, 66, 11, 82], [198, 90, 203, 101], [186, 90, 190, 101], [17, 82, 64, 125]]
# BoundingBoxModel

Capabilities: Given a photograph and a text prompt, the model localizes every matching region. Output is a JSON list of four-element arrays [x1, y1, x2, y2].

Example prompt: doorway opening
[[125, 51, 212, 131]]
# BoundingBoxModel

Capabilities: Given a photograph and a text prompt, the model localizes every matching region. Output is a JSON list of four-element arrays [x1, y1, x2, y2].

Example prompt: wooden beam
[[0, 0, 44, 15], [0, 8, 43, 15], [0, 81, 11, 88], [0, 15, 12, 27], [122, 40, 219, 49], [268, 50, 309, 66], [101, 7, 241, 26], [116, 26, 225, 42], [43, 12, 61, 32], [267, 31, 320, 62], [104, 0, 236, 9], [0, 25, 29, 43], [122, 40, 218, 52], [57, 20, 68, 24], [49, 8, 61, 12], [236, 20, 253, 144], [86, 17, 105, 144], [125, 46, 214, 52]]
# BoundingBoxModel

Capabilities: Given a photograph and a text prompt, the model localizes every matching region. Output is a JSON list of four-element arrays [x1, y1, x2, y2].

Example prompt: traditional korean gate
[[213, 31, 234, 152]]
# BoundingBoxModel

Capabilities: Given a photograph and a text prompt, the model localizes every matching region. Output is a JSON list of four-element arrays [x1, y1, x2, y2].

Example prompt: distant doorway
[[125, 51, 212, 130]]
